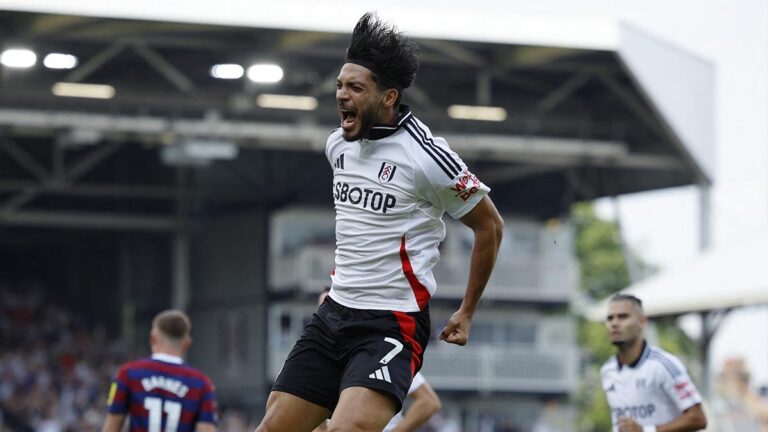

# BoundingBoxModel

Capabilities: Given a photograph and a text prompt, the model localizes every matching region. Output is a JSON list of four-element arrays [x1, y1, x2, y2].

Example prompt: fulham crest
[[378, 162, 397, 184]]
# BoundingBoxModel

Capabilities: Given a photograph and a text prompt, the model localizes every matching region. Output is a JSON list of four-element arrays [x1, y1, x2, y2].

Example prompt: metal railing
[[269, 245, 576, 302], [432, 253, 576, 302], [420, 344, 577, 393], [268, 343, 577, 394], [270, 245, 336, 292]]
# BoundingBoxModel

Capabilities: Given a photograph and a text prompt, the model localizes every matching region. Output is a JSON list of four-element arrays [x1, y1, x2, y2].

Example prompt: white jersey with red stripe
[[600, 342, 703, 430], [325, 105, 489, 312]]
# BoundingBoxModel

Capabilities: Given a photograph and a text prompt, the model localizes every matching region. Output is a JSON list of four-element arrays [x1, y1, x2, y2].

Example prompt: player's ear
[[182, 336, 192, 352], [382, 88, 398, 108]]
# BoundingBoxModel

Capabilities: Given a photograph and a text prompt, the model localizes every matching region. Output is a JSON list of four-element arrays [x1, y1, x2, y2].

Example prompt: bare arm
[[619, 404, 707, 432], [391, 382, 442, 432], [195, 422, 217, 432], [101, 414, 125, 432], [439, 195, 503, 346], [657, 404, 707, 432]]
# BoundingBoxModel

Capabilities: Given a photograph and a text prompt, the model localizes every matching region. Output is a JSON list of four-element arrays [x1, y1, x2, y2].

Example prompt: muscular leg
[[327, 386, 397, 432], [254, 391, 331, 432]]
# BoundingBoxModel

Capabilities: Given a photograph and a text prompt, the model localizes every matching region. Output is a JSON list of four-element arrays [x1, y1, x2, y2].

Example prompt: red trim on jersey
[[399, 236, 431, 310], [107, 358, 218, 428], [393, 311, 423, 378]]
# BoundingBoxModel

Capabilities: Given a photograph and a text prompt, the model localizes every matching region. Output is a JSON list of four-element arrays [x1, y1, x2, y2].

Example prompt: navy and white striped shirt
[[107, 353, 217, 432]]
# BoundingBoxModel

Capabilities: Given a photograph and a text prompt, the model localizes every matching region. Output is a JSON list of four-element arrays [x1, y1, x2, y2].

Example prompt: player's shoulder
[[186, 365, 214, 382], [400, 115, 443, 148], [327, 127, 344, 146], [328, 126, 342, 139], [600, 357, 618, 375], [147, 358, 208, 375], [179, 363, 215, 386], [400, 115, 463, 180], [164, 361, 210, 379], [119, 357, 154, 372], [645, 345, 686, 378]]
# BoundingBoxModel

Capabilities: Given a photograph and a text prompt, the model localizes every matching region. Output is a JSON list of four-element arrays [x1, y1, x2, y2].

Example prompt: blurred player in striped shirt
[[102, 309, 218, 432]]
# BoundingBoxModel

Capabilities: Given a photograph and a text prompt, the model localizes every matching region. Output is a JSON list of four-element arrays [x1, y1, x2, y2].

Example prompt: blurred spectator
[[0, 281, 127, 432], [711, 358, 768, 432], [533, 400, 572, 432]]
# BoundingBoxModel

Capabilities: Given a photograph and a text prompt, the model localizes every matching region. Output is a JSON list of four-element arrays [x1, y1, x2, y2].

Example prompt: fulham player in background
[[602, 294, 707, 432]]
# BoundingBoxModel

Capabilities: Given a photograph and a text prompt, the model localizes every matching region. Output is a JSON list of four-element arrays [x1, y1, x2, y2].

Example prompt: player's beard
[[342, 99, 382, 142], [611, 333, 639, 349], [611, 340, 628, 348]]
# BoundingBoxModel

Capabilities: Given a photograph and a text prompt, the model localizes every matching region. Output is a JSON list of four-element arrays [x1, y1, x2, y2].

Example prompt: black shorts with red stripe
[[272, 296, 430, 413]]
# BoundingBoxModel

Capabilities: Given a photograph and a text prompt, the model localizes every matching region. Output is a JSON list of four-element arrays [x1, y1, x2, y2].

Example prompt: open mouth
[[340, 108, 357, 130]]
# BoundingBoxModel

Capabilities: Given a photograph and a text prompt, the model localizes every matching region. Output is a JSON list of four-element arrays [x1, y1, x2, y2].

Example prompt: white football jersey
[[383, 372, 427, 432], [601, 342, 702, 430], [325, 106, 489, 311]]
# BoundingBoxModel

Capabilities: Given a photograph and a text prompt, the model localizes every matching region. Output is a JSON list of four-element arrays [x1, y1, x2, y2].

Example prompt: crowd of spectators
[[0, 281, 272, 432], [0, 281, 125, 432]]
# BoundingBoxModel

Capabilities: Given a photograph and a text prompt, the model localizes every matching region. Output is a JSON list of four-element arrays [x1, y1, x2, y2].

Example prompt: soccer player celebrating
[[102, 309, 217, 432], [255, 12, 504, 432], [601, 294, 707, 432]]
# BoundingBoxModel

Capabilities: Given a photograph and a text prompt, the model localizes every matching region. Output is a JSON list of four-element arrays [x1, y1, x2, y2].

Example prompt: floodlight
[[44, 53, 78, 69], [247, 64, 283, 83], [1, 48, 37, 68], [256, 94, 318, 111], [447, 105, 507, 122], [210, 64, 244, 79]]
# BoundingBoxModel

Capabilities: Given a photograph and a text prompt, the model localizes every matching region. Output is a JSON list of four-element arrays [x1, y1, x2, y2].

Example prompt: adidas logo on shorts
[[369, 366, 391, 383]]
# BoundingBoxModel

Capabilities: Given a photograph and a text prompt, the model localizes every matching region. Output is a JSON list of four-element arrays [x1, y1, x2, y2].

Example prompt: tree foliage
[[571, 202, 630, 301]]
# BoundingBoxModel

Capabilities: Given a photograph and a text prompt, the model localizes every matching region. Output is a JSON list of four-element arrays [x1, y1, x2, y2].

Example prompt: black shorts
[[272, 296, 430, 412]]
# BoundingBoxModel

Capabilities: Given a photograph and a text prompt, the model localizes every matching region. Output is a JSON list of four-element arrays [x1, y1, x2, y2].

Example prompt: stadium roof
[[0, 3, 714, 231], [585, 227, 768, 321]]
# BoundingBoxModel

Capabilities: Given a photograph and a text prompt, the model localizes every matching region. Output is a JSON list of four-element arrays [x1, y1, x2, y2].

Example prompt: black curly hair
[[345, 12, 419, 104]]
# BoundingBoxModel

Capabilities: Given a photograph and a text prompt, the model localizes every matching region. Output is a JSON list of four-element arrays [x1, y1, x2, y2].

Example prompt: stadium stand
[[0, 281, 125, 431]]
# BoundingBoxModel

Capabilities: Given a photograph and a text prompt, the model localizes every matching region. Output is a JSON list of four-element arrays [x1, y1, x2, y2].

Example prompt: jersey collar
[[152, 353, 184, 364], [365, 105, 413, 140], [617, 340, 650, 370]]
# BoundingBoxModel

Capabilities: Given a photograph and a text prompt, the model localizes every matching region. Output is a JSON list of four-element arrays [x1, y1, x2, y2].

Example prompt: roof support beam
[[0, 141, 123, 213], [534, 72, 592, 114], [481, 165, 561, 183], [476, 71, 492, 105], [130, 39, 196, 93], [0, 108, 688, 171], [65, 141, 123, 182], [0, 210, 178, 231], [0, 134, 50, 180], [65, 40, 127, 83], [596, 72, 665, 137], [0, 179, 177, 200], [418, 39, 486, 67]]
